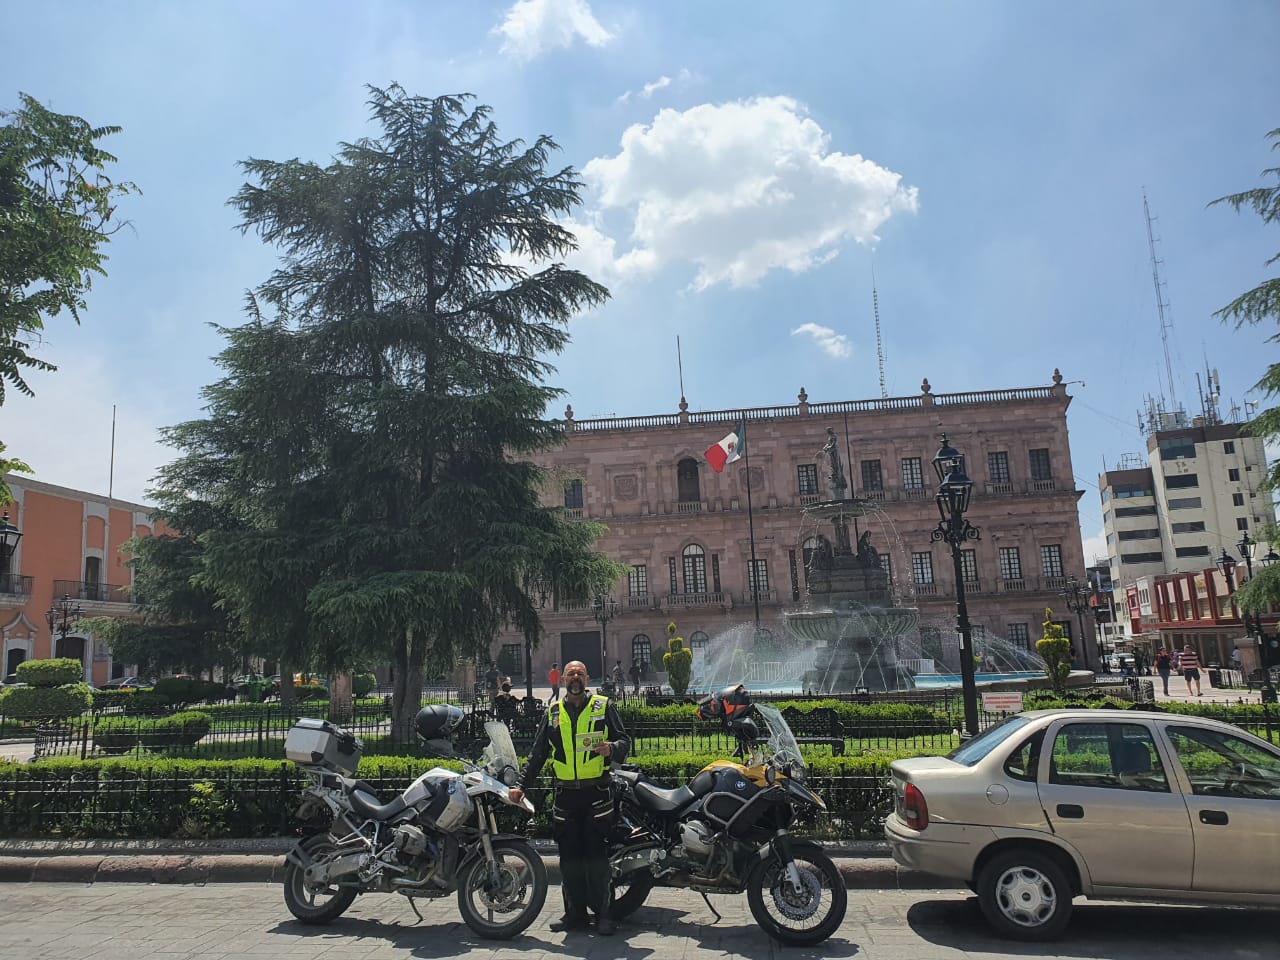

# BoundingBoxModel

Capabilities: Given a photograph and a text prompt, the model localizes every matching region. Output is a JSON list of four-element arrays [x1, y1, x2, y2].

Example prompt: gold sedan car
[[885, 709, 1280, 940]]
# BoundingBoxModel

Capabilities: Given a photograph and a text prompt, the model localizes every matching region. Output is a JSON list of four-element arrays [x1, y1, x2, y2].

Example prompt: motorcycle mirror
[[765, 765, 776, 786]]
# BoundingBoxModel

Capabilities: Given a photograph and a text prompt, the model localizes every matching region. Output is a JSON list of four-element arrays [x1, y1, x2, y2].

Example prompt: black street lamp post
[[1227, 534, 1276, 701], [45, 593, 83, 656], [1059, 576, 1097, 672], [930, 435, 981, 740], [591, 595, 619, 686]]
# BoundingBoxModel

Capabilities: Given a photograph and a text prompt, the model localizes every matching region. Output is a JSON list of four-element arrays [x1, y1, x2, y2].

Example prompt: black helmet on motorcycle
[[696, 683, 753, 723], [414, 704, 465, 740]]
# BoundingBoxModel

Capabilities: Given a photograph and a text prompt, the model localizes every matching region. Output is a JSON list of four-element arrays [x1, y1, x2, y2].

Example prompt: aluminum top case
[[285, 717, 363, 776]]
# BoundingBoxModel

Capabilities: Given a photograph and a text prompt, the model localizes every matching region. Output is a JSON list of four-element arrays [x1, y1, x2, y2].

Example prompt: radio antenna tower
[[1144, 191, 1177, 407], [872, 261, 887, 399]]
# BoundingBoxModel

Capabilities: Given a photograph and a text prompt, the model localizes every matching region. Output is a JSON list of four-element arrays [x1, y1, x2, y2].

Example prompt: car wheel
[[976, 848, 1073, 941]]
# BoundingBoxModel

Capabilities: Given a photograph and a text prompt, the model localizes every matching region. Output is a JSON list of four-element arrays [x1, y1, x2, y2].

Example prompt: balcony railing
[[744, 588, 777, 605], [562, 507, 584, 520], [987, 481, 1015, 495], [1031, 478, 1056, 492], [798, 493, 823, 506], [903, 486, 931, 500], [625, 594, 652, 610], [676, 500, 704, 515], [1000, 578, 1027, 592], [861, 488, 887, 501], [665, 591, 725, 607], [52, 580, 135, 605], [0, 573, 33, 598], [912, 582, 938, 596]]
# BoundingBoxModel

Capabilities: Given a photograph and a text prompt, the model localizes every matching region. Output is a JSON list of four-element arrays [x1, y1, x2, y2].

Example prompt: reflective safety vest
[[550, 694, 609, 782]]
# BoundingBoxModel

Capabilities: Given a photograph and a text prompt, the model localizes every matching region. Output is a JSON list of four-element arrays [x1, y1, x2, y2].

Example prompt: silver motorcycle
[[282, 706, 546, 939]]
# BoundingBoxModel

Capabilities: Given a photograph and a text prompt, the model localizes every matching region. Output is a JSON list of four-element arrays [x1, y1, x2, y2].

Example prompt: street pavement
[[0, 881, 1275, 960]]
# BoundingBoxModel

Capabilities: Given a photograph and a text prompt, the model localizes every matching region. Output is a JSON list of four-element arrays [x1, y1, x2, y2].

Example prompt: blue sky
[[3, 0, 1278, 566]]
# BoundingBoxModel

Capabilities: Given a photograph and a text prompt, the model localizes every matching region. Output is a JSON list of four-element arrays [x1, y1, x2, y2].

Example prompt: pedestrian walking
[[1181, 645, 1203, 697], [628, 659, 641, 696], [483, 661, 501, 707], [547, 661, 561, 703], [1156, 648, 1172, 696], [508, 661, 629, 935]]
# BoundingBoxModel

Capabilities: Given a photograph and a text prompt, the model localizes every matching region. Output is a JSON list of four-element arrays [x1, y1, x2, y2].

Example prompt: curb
[[0, 852, 960, 890]]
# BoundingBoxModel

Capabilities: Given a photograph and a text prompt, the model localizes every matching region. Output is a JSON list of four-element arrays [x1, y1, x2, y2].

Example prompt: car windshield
[[947, 715, 1032, 767]]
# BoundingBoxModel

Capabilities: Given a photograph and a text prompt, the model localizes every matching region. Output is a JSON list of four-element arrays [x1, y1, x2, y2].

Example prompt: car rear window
[[947, 716, 1032, 767]]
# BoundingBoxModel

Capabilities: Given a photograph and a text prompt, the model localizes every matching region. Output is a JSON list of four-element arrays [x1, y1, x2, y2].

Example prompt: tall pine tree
[[151, 87, 621, 732]]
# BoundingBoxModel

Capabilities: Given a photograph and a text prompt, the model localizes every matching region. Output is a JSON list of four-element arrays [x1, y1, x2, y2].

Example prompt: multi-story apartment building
[[490, 372, 1088, 685], [1099, 409, 1275, 651], [0, 476, 157, 684]]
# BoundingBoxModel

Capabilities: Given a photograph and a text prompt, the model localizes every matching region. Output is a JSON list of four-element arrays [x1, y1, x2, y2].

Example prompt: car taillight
[[903, 782, 929, 830]]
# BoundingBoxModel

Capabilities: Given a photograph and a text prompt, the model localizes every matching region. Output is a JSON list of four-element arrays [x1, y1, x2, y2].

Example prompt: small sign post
[[981, 691, 1024, 714]]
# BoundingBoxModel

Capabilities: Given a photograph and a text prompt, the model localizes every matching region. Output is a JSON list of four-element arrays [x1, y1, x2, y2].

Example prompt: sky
[[3, 0, 1278, 569]]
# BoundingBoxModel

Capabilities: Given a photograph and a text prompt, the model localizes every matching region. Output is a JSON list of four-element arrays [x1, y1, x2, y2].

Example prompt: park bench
[[780, 706, 845, 756]]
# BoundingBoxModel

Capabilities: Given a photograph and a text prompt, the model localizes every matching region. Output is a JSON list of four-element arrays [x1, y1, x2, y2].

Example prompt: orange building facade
[[0, 475, 163, 684]]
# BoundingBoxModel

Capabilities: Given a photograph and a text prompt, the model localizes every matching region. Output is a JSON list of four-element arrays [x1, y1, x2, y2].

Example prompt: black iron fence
[[0, 765, 892, 841]]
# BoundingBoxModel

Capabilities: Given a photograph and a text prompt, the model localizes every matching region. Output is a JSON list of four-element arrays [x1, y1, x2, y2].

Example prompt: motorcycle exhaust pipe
[[306, 851, 370, 884]]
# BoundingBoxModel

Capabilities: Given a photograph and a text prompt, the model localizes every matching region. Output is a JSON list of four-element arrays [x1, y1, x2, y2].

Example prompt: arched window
[[682, 543, 707, 594], [677, 458, 701, 503], [689, 630, 710, 651], [631, 634, 652, 666]]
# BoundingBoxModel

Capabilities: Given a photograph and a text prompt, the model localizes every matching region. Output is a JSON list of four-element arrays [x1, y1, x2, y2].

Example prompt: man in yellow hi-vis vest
[[509, 660, 629, 935]]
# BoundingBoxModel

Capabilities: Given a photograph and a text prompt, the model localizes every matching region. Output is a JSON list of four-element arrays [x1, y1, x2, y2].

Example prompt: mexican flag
[[704, 421, 746, 473]]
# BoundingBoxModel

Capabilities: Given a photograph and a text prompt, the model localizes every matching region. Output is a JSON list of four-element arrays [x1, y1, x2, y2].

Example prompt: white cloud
[[1081, 525, 1109, 567], [582, 96, 918, 291], [496, 0, 613, 62], [616, 69, 692, 106], [792, 322, 852, 359]]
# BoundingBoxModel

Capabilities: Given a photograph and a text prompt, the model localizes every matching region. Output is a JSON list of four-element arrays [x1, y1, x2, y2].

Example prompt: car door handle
[[1056, 804, 1085, 819], [1198, 809, 1229, 826]]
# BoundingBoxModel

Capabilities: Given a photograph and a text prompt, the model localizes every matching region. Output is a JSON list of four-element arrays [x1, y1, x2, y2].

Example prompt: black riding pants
[[551, 785, 612, 919]]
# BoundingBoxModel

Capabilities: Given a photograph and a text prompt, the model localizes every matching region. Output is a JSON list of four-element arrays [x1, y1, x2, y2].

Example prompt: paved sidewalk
[[1, 881, 1276, 960]]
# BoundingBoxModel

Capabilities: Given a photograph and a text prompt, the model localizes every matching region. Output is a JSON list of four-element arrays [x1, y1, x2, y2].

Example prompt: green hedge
[[16, 658, 84, 687], [152, 678, 235, 705], [353, 673, 377, 698], [0, 683, 92, 719], [92, 711, 213, 754], [0, 749, 905, 840]]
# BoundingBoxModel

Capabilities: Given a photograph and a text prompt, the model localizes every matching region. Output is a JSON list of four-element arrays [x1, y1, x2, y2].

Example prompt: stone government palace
[[491, 371, 1086, 687]]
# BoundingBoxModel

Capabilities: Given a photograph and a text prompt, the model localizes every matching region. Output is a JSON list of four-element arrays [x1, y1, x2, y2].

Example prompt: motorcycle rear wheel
[[609, 869, 655, 920], [283, 835, 359, 925], [456, 838, 548, 940], [746, 840, 846, 946]]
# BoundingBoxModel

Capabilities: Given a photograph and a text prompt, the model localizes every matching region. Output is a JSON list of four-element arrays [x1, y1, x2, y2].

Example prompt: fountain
[[787, 428, 920, 694]]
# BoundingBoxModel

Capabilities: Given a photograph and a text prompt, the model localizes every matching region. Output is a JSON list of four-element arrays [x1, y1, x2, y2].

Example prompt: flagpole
[[741, 414, 761, 630]]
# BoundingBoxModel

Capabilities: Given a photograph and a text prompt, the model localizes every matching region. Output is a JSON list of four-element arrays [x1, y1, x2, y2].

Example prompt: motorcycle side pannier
[[285, 718, 363, 776]]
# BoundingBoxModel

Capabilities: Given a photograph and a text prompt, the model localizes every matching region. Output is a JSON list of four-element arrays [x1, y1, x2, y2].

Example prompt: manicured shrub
[[16, 658, 84, 687], [0, 683, 92, 719], [120, 691, 170, 716], [352, 673, 377, 698], [153, 677, 197, 704], [92, 710, 213, 754]]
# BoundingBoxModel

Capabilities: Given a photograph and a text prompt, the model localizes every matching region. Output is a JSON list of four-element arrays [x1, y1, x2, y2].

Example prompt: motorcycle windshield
[[482, 720, 522, 785], [754, 704, 806, 776]]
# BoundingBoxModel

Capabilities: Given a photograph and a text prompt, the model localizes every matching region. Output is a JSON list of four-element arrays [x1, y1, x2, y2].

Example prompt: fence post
[[257, 714, 265, 757], [80, 719, 90, 760]]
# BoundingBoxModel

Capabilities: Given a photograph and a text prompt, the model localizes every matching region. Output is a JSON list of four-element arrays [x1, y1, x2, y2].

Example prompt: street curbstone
[[30, 855, 103, 883]]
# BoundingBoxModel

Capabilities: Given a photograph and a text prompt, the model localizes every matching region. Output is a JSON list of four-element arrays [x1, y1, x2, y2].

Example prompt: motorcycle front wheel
[[283, 834, 359, 925], [456, 838, 548, 940], [746, 840, 847, 946]]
